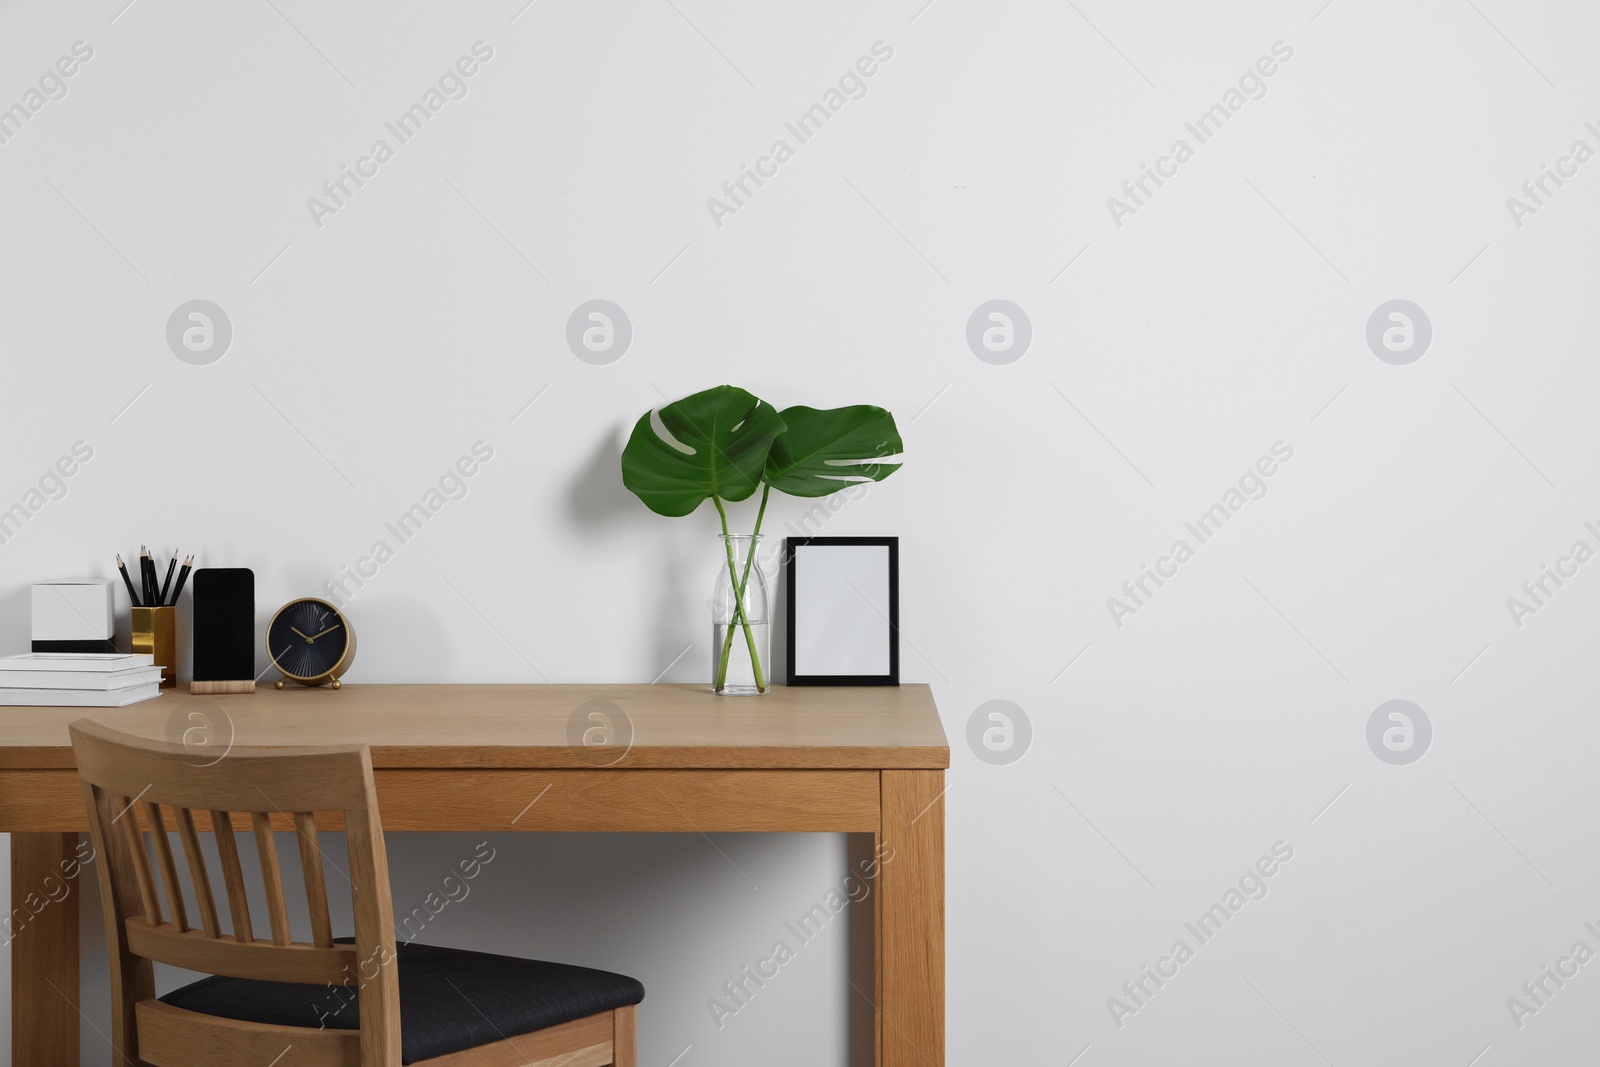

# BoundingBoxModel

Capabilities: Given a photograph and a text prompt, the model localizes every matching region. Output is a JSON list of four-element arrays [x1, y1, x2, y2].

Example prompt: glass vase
[[711, 534, 770, 695]]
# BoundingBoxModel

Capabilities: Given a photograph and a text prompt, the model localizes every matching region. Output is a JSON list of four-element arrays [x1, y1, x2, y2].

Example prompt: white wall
[[3, 0, 1598, 1062]]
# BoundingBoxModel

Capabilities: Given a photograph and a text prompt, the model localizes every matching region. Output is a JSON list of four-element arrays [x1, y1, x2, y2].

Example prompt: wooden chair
[[70, 719, 642, 1067]]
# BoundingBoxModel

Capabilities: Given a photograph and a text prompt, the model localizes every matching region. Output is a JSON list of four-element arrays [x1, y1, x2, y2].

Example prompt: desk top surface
[[0, 683, 949, 770]]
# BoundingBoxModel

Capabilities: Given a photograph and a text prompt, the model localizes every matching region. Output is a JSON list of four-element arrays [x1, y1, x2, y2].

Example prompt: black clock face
[[268, 600, 349, 680]]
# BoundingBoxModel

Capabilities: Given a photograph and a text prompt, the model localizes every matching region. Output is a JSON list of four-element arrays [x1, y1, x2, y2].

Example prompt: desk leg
[[10, 833, 81, 1067], [879, 771, 944, 1067]]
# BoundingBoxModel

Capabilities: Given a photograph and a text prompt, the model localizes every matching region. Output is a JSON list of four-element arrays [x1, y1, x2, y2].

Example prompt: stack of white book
[[0, 653, 165, 707]]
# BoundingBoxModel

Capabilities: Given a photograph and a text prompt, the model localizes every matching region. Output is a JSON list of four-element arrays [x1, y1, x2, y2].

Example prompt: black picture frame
[[785, 536, 899, 686]]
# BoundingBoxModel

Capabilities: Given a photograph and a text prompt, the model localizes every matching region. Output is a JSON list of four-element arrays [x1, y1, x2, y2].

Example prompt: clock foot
[[274, 678, 284, 690], [331, 679, 342, 690]]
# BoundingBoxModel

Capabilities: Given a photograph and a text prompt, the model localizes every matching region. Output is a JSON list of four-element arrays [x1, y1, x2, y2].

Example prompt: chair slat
[[141, 801, 188, 933], [294, 811, 334, 949], [174, 808, 220, 938], [126, 923, 359, 985], [115, 793, 160, 926], [250, 811, 293, 946], [209, 811, 254, 943]]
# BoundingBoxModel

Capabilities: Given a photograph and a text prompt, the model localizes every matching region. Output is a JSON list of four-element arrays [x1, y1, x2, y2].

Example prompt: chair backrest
[[70, 718, 402, 1066]]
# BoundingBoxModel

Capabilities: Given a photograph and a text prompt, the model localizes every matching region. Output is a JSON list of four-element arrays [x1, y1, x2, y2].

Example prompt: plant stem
[[712, 495, 767, 692], [716, 485, 770, 689], [712, 496, 740, 689]]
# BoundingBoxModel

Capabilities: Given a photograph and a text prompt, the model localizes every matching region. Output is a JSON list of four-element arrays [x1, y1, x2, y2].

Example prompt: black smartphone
[[192, 568, 255, 683]]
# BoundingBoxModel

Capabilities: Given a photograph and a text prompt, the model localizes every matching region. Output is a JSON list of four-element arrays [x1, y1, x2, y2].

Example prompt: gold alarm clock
[[266, 598, 356, 689]]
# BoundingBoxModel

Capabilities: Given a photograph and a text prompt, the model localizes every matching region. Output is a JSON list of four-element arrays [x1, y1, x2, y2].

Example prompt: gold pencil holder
[[131, 607, 177, 689]]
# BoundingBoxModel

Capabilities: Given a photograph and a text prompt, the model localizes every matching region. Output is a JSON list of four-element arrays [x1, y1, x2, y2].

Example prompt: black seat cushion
[[160, 939, 644, 1064]]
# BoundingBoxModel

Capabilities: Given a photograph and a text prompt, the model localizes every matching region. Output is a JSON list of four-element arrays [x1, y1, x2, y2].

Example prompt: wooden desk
[[0, 684, 948, 1066]]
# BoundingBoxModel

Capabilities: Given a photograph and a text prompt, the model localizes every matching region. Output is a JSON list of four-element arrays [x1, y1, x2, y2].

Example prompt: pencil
[[116, 554, 140, 607], [142, 548, 155, 606], [169, 556, 194, 605], [159, 552, 178, 606]]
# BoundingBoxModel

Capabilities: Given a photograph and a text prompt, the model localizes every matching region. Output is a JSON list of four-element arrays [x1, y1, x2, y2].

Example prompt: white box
[[32, 580, 115, 643]]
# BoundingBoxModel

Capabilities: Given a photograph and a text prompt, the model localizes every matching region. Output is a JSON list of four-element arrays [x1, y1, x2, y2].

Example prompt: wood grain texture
[[175, 806, 221, 937], [417, 1011, 613, 1066], [9, 833, 80, 1067], [252, 811, 293, 946], [422, 1043, 611, 1067], [121, 798, 160, 926], [142, 801, 188, 932], [0, 684, 948, 770], [1, 769, 882, 833], [210, 809, 254, 941], [136, 999, 356, 1066], [71, 722, 371, 812], [134, 1002, 621, 1067], [611, 1003, 636, 1067], [84, 784, 156, 1067], [187, 680, 256, 695], [880, 770, 945, 1067], [376, 769, 881, 832], [344, 773, 402, 1066], [0, 770, 100, 830], [126, 922, 359, 984], [295, 811, 335, 948]]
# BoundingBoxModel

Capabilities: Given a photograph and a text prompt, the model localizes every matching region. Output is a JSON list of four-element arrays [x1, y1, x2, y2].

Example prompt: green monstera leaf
[[764, 405, 903, 497], [621, 385, 786, 516]]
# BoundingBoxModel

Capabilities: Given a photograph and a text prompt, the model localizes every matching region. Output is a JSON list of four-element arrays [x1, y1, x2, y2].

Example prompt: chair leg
[[611, 1005, 636, 1067]]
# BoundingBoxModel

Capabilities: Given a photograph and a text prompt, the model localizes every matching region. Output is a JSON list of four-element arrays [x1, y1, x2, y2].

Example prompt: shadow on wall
[[565, 429, 704, 682], [770, 549, 789, 685], [566, 431, 635, 528], [0, 586, 28, 654]]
